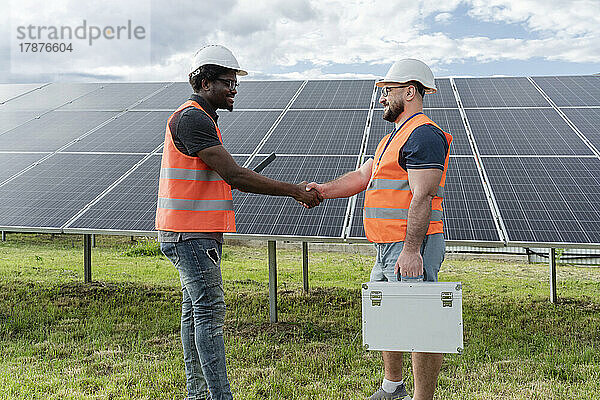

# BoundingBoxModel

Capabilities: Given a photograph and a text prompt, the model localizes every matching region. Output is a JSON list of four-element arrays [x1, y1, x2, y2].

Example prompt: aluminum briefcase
[[361, 281, 463, 354]]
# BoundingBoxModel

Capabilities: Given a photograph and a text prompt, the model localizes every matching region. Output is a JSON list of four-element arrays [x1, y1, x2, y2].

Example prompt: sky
[[1, 0, 599, 83]]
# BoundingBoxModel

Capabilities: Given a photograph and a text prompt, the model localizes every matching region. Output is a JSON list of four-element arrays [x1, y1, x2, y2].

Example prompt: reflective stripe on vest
[[363, 113, 453, 243], [367, 178, 444, 197], [158, 198, 234, 212], [155, 100, 236, 233], [160, 168, 223, 181], [363, 208, 443, 221]]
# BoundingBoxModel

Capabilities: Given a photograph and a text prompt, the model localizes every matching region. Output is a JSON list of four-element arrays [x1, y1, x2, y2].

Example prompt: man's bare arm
[[395, 168, 443, 277], [305, 158, 373, 199]]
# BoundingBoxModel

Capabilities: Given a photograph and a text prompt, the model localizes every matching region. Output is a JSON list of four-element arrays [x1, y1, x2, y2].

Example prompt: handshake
[[294, 181, 324, 209]]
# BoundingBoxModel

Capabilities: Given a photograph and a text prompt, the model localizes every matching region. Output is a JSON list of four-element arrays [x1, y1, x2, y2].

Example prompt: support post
[[84, 234, 92, 283], [268, 240, 277, 323], [1, 231, 5, 242], [525, 247, 532, 264], [549, 248, 557, 304], [91, 234, 96, 248], [302, 241, 309, 293]]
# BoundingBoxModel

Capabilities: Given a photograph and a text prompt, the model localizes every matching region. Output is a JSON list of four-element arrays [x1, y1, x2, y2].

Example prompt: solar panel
[[218, 111, 281, 154], [365, 110, 471, 156], [365, 111, 393, 155], [132, 82, 190, 110], [466, 108, 593, 155], [532, 76, 600, 107], [231, 81, 303, 109], [428, 109, 472, 155], [0, 111, 41, 134], [0, 152, 49, 183], [0, 84, 44, 104], [259, 110, 368, 155], [290, 80, 375, 109], [64, 111, 171, 153], [67, 154, 162, 232], [234, 155, 357, 237], [455, 77, 549, 108], [482, 156, 600, 244], [348, 157, 500, 242], [58, 82, 168, 111], [443, 157, 500, 242], [349, 191, 366, 238], [375, 79, 458, 109], [561, 108, 600, 152], [0, 153, 143, 229], [0, 83, 102, 112], [425, 79, 459, 108], [0, 111, 119, 152]]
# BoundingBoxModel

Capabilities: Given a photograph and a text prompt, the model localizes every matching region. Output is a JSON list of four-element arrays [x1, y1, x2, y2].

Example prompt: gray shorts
[[370, 232, 445, 282]]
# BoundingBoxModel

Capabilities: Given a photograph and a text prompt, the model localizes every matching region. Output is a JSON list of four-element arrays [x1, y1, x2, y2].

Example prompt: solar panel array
[[1, 75, 599, 246]]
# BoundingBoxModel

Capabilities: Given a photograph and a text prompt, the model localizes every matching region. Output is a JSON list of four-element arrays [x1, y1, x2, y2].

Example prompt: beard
[[382, 99, 404, 122]]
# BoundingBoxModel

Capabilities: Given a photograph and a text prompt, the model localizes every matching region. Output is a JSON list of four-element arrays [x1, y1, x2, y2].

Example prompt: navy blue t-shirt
[[399, 124, 448, 170]]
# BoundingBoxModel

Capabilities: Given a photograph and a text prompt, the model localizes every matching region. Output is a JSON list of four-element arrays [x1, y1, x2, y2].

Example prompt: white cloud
[[253, 68, 380, 80], [434, 13, 453, 23], [467, 0, 600, 36], [198, 0, 600, 76], [2, 0, 599, 82], [89, 51, 188, 82]]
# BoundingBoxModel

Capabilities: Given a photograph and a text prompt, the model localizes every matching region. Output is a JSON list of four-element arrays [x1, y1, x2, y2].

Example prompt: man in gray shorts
[[370, 234, 445, 283], [307, 59, 452, 400]]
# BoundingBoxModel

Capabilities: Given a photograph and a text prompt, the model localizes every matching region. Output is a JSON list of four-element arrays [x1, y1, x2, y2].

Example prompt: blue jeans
[[161, 239, 233, 400], [370, 232, 445, 282]]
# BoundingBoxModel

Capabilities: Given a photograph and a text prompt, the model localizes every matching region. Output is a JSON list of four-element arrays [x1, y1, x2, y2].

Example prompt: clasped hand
[[295, 181, 323, 208]]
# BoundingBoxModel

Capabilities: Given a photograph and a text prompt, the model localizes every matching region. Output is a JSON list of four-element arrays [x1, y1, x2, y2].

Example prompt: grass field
[[1, 233, 599, 399]]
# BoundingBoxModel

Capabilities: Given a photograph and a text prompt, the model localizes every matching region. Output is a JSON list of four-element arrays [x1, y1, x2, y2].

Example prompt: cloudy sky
[[1, 0, 599, 83]]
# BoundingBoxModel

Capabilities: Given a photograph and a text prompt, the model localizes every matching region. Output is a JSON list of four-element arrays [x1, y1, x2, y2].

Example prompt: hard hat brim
[[375, 79, 437, 94], [190, 65, 248, 76]]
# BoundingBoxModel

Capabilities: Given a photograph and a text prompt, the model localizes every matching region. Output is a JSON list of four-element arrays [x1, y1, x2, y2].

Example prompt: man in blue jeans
[[156, 45, 321, 400]]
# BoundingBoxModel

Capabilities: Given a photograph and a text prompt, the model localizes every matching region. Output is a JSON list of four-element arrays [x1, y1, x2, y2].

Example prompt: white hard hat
[[375, 59, 436, 94], [190, 44, 247, 76]]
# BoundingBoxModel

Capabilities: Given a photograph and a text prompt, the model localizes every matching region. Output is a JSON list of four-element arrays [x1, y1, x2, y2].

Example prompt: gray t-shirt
[[158, 230, 223, 243], [158, 93, 225, 243]]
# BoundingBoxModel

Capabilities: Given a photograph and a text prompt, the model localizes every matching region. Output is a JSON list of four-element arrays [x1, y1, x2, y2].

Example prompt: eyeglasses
[[216, 78, 239, 91], [381, 84, 410, 97]]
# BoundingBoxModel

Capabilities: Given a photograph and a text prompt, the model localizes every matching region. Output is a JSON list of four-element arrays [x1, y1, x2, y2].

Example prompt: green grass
[[1, 233, 599, 399]]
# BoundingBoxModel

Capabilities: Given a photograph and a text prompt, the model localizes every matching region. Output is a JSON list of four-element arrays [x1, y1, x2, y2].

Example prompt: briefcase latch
[[441, 291, 453, 307], [370, 291, 382, 306]]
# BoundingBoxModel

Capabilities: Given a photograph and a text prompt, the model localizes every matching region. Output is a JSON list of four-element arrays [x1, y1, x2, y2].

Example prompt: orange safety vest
[[155, 100, 236, 232], [363, 112, 452, 243]]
